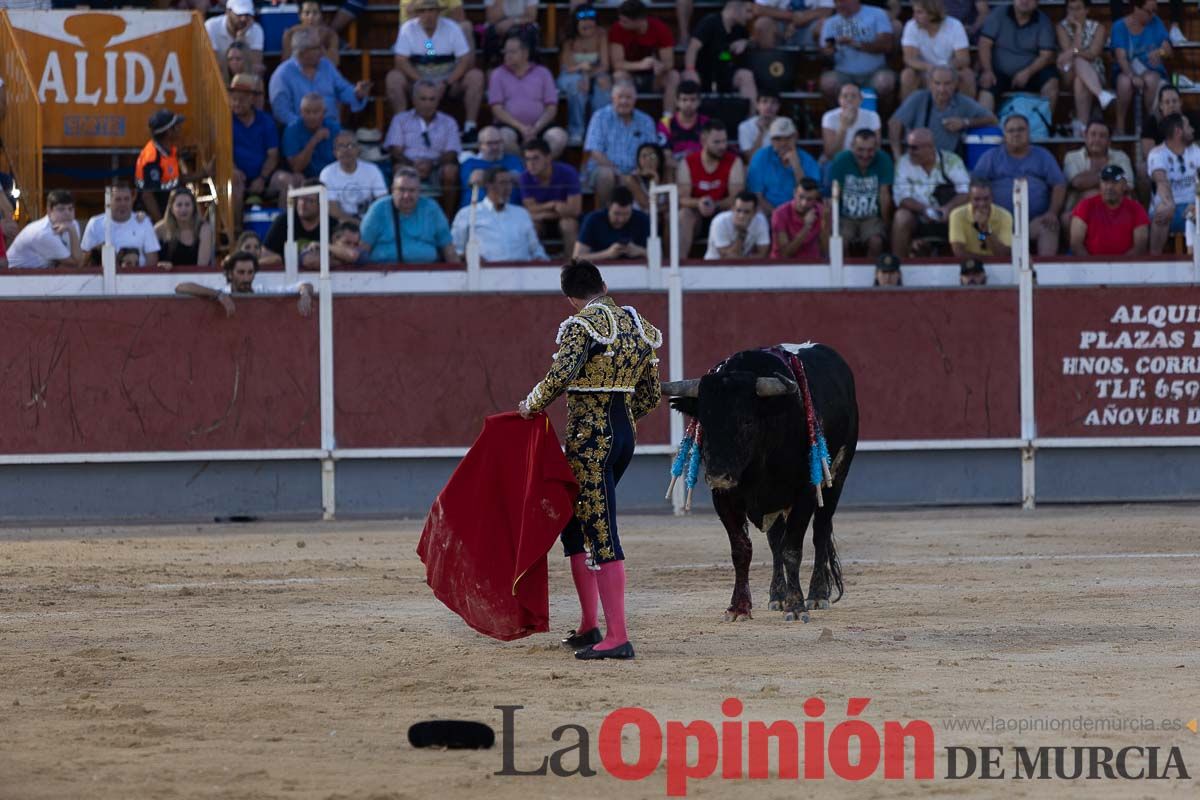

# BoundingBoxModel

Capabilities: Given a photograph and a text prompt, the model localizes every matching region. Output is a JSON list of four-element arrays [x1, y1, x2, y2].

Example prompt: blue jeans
[[557, 72, 611, 138]]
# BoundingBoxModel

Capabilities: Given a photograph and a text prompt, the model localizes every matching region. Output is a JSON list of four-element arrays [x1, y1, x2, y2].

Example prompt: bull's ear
[[669, 397, 699, 418]]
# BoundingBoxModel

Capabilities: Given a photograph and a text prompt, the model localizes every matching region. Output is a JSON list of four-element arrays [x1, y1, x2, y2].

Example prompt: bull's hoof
[[784, 611, 811, 623], [805, 598, 831, 611], [767, 600, 783, 611], [723, 610, 753, 622]]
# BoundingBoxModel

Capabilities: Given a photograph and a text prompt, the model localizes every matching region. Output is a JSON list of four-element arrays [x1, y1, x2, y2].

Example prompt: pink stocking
[[595, 560, 628, 649], [569, 553, 599, 633]]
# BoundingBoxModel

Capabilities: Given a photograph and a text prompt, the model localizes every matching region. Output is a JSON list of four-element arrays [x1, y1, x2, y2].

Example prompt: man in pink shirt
[[770, 177, 827, 259], [488, 32, 568, 158]]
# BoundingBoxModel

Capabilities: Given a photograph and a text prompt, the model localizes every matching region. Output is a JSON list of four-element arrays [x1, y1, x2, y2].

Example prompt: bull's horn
[[661, 379, 701, 397], [756, 377, 799, 396]]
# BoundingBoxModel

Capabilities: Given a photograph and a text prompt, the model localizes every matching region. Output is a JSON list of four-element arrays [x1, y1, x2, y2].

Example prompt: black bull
[[663, 345, 859, 621]]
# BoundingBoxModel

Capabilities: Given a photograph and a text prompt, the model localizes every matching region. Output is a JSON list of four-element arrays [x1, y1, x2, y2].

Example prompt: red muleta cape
[[417, 412, 579, 641]]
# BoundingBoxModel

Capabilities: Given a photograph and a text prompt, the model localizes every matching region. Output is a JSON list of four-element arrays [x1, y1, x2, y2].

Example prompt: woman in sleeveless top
[[155, 188, 214, 269], [624, 143, 670, 219], [557, 5, 611, 145], [1056, 0, 1114, 138]]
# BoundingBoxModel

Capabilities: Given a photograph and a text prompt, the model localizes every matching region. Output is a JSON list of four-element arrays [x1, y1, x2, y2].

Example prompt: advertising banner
[[1036, 286, 1200, 437], [7, 10, 193, 148]]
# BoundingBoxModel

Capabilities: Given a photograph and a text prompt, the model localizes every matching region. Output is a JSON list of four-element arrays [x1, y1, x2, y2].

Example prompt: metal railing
[[284, 183, 336, 518]]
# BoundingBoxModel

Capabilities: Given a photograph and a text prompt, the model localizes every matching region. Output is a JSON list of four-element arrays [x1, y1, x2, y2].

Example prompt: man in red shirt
[[677, 119, 745, 256], [609, 0, 681, 113], [771, 177, 826, 259], [1069, 165, 1150, 257]]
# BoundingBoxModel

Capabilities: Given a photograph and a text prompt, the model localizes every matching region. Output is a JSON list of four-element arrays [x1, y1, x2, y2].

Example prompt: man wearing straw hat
[[518, 260, 662, 660]]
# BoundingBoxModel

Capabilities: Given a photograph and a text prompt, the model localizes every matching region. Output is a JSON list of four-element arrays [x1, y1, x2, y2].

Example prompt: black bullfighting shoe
[[574, 641, 635, 660], [561, 627, 602, 648]]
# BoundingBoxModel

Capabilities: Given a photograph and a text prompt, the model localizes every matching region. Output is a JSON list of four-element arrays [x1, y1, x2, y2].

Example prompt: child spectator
[[236, 230, 263, 259], [116, 248, 139, 270]]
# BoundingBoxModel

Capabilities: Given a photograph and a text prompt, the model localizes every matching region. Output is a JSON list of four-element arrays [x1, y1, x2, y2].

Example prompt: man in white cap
[[206, 0, 264, 75], [745, 116, 822, 216]]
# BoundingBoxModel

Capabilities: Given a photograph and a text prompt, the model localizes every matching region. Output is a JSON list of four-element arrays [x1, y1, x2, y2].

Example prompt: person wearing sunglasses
[[1148, 112, 1200, 253], [384, 77, 464, 216], [388, 0, 485, 143]]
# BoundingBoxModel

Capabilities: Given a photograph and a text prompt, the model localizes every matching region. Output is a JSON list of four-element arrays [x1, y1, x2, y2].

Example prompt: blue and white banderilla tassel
[[809, 427, 834, 507], [666, 420, 703, 510]]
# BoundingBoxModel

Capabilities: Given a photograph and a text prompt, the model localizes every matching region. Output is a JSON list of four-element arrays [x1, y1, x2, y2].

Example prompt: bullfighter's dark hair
[[560, 259, 605, 299], [222, 250, 258, 277]]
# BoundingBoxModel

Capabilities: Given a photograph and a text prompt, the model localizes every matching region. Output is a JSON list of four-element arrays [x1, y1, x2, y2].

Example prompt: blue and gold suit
[[524, 297, 662, 563]]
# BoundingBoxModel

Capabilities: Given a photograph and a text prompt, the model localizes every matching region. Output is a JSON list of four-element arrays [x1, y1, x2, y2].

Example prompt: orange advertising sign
[[8, 10, 195, 148]]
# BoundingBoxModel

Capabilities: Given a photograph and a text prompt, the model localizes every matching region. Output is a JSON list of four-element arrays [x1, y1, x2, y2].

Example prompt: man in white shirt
[[387, 0, 484, 140], [6, 189, 84, 269], [890, 127, 969, 257], [79, 183, 161, 267], [450, 166, 548, 262], [175, 251, 315, 318], [320, 130, 388, 222], [704, 191, 771, 259], [205, 0, 264, 75], [1148, 112, 1200, 253]]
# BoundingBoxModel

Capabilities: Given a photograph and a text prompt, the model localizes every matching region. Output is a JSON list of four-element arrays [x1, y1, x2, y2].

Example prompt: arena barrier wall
[[6, 281, 1200, 518], [0, 289, 1019, 455], [5, 182, 1200, 519]]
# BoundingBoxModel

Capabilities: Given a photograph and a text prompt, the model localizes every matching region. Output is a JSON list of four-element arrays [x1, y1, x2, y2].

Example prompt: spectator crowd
[[6, 0, 1200, 276]]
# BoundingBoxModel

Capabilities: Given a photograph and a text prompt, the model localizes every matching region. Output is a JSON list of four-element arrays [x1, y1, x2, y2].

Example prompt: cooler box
[[964, 126, 1003, 171], [259, 5, 300, 53], [861, 87, 878, 113], [244, 206, 282, 240]]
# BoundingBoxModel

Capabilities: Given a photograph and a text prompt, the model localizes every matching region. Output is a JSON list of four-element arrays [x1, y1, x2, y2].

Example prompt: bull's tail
[[828, 534, 845, 603]]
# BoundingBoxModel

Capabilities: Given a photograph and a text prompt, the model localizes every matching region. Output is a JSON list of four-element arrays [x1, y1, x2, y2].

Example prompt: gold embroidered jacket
[[524, 297, 662, 417]]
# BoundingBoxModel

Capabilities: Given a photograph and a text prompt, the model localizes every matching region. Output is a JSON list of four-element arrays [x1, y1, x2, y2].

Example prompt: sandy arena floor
[[1, 506, 1198, 799]]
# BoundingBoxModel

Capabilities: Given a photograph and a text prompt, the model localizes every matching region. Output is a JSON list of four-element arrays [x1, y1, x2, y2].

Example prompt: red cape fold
[[417, 412, 579, 641]]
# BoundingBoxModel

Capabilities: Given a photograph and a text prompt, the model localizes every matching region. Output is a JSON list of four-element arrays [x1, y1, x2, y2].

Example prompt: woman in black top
[[155, 187, 214, 268]]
